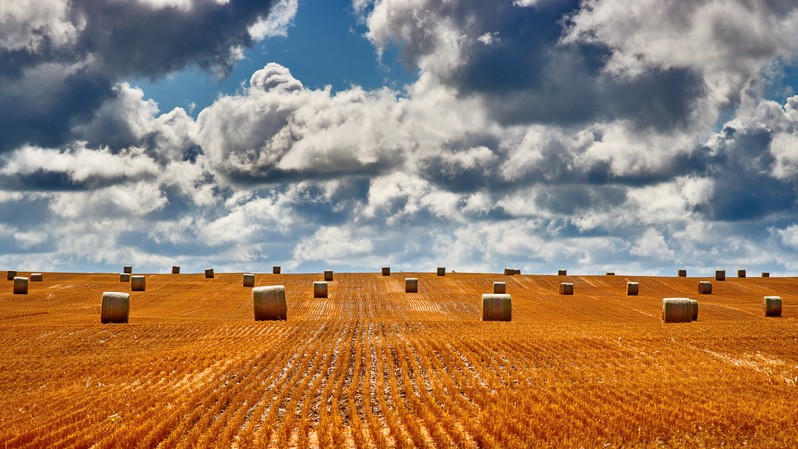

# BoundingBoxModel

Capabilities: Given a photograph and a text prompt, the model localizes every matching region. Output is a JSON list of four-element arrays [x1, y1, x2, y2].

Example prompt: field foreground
[[1, 271, 798, 448]]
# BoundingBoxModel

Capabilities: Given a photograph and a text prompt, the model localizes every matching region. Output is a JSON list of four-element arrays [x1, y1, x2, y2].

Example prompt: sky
[[1, 0, 798, 275]]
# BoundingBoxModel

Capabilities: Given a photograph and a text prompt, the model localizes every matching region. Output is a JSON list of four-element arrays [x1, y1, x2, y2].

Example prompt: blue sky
[[1, 0, 798, 275]]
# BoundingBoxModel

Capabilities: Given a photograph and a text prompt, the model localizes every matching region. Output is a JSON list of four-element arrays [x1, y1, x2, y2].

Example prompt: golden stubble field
[[1, 271, 797, 448]]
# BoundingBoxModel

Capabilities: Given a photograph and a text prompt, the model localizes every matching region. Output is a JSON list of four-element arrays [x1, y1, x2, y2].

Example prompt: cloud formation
[[2, 0, 798, 275]]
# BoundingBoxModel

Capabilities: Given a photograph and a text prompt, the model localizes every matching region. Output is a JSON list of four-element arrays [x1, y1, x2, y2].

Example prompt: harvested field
[[1, 272, 797, 448]]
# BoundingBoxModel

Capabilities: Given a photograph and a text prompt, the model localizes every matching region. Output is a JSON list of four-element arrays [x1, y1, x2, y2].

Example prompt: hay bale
[[101, 292, 130, 324], [514, 269, 522, 275], [131, 275, 146, 292], [30, 273, 43, 282], [605, 272, 615, 276], [253, 285, 287, 321], [560, 282, 574, 295], [627, 282, 638, 296], [313, 281, 328, 298], [13, 277, 28, 294], [324, 270, 333, 282], [558, 269, 567, 276], [243, 273, 255, 287], [123, 265, 132, 274], [273, 266, 281, 274], [7, 270, 17, 281], [504, 268, 514, 275], [690, 299, 698, 321], [382, 266, 390, 276], [493, 281, 506, 294], [662, 297, 692, 323], [715, 270, 725, 281], [677, 269, 687, 277], [437, 267, 446, 276], [482, 294, 512, 321], [761, 272, 770, 278], [119, 273, 131, 282], [737, 269, 746, 278], [763, 296, 782, 317], [205, 268, 214, 279], [405, 278, 418, 293], [697, 281, 712, 294], [172, 266, 180, 274]]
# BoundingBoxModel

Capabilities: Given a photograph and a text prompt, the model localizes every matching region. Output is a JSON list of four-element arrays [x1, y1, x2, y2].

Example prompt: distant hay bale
[[172, 266, 180, 274], [677, 269, 687, 277], [131, 275, 146, 292], [738, 269, 746, 278], [101, 292, 130, 324], [382, 266, 390, 276], [13, 277, 28, 294], [119, 273, 131, 282], [253, 285, 287, 321], [243, 273, 255, 287], [606, 272, 615, 276], [560, 282, 574, 295], [313, 281, 328, 298], [662, 298, 692, 323], [405, 278, 418, 293], [715, 270, 725, 281], [627, 282, 638, 296], [205, 268, 214, 279], [697, 281, 712, 294], [763, 296, 782, 317], [30, 273, 43, 282], [493, 281, 506, 294], [123, 266, 132, 274], [513, 269, 521, 275], [761, 272, 770, 278], [504, 268, 514, 275], [558, 269, 567, 276], [690, 299, 698, 321], [482, 293, 512, 321], [273, 266, 281, 274], [7, 270, 17, 281], [324, 270, 333, 282], [437, 267, 445, 276]]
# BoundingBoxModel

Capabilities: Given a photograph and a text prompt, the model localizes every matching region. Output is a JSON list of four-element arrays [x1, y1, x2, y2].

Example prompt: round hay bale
[[205, 268, 214, 279], [324, 270, 334, 282], [123, 265, 132, 274], [493, 281, 506, 294], [761, 272, 770, 278], [273, 265, 281, 274], [697, 281, 712, 294], [662, 298, 692, 323], [504, 268, 514, 275], [482, 294, 512, 321], [131, 275, 146, 292], [437, 267, 446, 276], [172, 266, 180, 274], [558, 269, 567, 276], [382, 266, 390, 276], [763, 296, 782, 317], [690, 299, 698, 321], [405, 278, 418, 293], [559, 282, 574, 295], [243, 273, 255, 287], [253, 285, 287, 321], [313, 281, 328, 298], [605, 272, 615, 276], [737, 269, 746, 278], [13, 277, 28, 294], [30, 273, 43, 282], [715, 270, 726, 281], [101, 292, 130, 324], [627, 282, 639, 296], [7, 270, 17, 281], [677, 269, 687, 277], [119, 273, 131, 282], [513, 268, 522, 275]]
